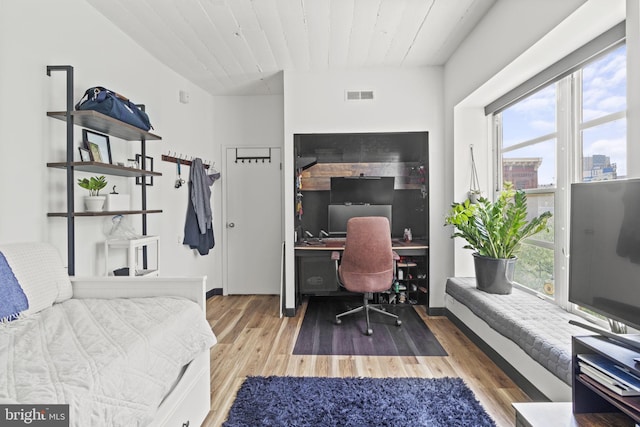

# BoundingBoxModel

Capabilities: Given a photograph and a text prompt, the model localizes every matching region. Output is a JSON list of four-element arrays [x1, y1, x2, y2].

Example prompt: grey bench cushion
[[446, 277, 589, 385]]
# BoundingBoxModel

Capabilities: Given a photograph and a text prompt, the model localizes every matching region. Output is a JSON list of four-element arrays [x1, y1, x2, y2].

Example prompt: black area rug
[[292, 296, 447, 356], [223, 376, 496, 427]]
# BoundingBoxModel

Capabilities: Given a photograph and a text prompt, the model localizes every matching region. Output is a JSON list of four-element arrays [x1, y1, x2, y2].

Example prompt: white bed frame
[[71, 276, 212, 427]]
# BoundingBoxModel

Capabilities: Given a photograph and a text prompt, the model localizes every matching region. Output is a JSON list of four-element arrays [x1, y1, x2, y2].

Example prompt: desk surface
[[295, 238, 428, 251]]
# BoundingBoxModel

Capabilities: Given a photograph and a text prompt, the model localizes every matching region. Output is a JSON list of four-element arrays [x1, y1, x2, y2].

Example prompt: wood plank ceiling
[[86, 0, 495, 95]]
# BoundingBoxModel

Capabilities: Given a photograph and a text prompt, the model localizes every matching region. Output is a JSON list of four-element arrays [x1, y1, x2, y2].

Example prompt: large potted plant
[[445, 182, 552, 294], [77, 175, 108, 212]]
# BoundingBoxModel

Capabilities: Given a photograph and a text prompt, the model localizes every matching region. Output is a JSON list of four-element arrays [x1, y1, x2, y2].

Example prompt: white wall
[[445, 0, 589, 109], [213, 95, 284, 151], [0, 0, 221, 289], [443, 0, 623, 279], [282, 67, 444, 311]]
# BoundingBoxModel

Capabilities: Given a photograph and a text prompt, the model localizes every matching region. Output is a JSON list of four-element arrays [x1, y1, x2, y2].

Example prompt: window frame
[[493, 83, 560, 302], [491, 43, 627, 315]]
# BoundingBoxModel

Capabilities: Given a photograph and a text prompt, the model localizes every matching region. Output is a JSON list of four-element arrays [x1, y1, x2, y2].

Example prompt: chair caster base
[[396, 319, 402, 326], [366, 329, 373, 336], [335, 318, 342, 325]]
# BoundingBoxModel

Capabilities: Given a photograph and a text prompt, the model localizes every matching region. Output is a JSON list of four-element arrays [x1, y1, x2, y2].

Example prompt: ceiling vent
[[346, 90, 374, 101]]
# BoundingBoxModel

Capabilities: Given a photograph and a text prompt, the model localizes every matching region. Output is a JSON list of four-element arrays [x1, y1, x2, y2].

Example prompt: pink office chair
[[331, 216, 402, 335]]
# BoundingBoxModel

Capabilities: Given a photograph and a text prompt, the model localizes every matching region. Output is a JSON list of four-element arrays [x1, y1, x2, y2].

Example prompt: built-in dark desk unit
[[294, 132, 429, 309], [295, 238, 429, 306]]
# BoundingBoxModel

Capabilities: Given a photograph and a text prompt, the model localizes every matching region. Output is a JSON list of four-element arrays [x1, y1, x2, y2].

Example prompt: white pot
[[468, 191, 481, 204], [84, 196, 106, 212]]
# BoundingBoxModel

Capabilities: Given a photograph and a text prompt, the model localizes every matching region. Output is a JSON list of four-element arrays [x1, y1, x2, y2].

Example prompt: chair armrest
[[71, 276, 207, 311], [392, 251, 401, 279], [330, 251, 344, 287]]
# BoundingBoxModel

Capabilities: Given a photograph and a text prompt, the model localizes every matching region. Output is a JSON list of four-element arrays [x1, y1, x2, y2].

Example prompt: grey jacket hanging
[[183, 158, 220, 255]]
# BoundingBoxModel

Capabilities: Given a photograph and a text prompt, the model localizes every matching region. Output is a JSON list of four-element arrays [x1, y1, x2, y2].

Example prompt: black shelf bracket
[[47, 65, 76, 275]]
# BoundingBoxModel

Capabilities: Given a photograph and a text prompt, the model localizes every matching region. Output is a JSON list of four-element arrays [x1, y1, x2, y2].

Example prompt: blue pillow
[[0, 251, 28, 321]]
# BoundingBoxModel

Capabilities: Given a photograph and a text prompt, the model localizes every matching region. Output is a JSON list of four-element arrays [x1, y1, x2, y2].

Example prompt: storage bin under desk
[[297, 252, 338, 293]]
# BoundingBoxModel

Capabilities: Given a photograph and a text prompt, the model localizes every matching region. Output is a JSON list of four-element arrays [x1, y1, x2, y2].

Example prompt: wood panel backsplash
[[300, 162, 423, 191]]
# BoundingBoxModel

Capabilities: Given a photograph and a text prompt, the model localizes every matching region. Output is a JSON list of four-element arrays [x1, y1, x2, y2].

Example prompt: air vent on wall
[[345, 90, 374, 101]]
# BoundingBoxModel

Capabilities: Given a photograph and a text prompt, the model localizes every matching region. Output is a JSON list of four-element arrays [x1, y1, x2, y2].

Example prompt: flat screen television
[[569, 179, 640, 331], [330, 176, 395, 205], [328, 204, 392, 237]]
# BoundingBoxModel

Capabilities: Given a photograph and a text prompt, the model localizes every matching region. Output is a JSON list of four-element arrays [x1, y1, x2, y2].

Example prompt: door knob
[[228, 222, 235, 228]]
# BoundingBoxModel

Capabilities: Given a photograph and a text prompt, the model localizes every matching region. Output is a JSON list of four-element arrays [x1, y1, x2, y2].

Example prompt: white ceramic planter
[[84, 196, 106, 212]]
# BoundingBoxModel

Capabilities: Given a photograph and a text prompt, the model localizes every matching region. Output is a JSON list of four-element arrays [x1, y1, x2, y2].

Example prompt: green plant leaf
[[77, 175, 108, 196], [443, 182, 552, 259]]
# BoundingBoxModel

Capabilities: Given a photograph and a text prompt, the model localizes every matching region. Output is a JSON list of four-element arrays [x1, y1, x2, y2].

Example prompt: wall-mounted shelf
[[47, 110, 162, 141], [46, 64, 162, 275], [47, 162, 162, 177], [47, 209, 163, 218], [299, 161, 424, 191], [296, 156, 317, 171]]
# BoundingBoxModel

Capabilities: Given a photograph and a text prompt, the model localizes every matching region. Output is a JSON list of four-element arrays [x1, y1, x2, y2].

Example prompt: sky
[[501, 44, 627, 186]]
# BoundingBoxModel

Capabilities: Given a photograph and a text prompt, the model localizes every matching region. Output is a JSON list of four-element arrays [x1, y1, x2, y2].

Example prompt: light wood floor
[[202, 295, 531, 427]]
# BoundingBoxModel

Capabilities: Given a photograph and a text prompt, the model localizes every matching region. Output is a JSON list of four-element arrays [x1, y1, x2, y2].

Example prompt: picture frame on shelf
[[82, 129, 111, 164], [135, 154, 154, 186], [78, 147, 91, 162], [87, 142, 102, 162]]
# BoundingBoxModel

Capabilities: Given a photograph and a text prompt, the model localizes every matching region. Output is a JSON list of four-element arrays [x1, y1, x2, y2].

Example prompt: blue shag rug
[[223, 376, 496, 427]]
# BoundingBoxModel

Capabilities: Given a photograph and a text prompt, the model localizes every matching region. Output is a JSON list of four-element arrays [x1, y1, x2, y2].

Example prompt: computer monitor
[[327, 204, 392, 237], [330, 177, 395, 205]]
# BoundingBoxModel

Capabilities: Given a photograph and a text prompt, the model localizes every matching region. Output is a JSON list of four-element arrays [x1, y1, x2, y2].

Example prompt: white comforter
[[0, 296, 216, 427]]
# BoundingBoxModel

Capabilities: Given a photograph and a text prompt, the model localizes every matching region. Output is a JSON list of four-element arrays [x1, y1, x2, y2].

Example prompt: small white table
[[104, 236, 159, 276]]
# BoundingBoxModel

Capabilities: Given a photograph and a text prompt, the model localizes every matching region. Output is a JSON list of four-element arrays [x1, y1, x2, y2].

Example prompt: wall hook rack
[[161, 151, 213, 169], [234, 147, 271, 164]]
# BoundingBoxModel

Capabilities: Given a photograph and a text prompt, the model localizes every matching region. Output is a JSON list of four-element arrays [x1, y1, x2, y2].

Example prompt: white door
[[224, 147, 282, 294]]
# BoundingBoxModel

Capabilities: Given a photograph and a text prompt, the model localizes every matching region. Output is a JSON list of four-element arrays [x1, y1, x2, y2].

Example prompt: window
[[497, 85, 557, 296], [494, 43, 626, 306], [501, 84, 557, 189], [574, 44, 627, 323], [579, 44, 627, 181]]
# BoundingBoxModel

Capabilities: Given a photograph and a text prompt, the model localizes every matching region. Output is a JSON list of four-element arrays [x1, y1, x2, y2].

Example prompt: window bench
[[445, 277, 592, 401]]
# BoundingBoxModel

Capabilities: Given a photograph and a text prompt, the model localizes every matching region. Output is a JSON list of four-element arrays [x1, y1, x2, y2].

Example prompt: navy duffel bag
[[75, 87, 153, 131]]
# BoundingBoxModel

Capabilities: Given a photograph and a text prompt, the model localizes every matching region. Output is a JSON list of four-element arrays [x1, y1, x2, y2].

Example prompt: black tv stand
[[569, 319, 640, 352], [572, 334, 640, 423]]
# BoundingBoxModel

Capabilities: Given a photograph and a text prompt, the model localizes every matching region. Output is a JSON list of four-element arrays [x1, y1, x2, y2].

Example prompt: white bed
[[0, 243, 216, 427], [72, 277, 216, 427]]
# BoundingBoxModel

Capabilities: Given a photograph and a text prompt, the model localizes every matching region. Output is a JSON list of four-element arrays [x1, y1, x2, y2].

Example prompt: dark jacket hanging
[[183, 158, 220, 255]]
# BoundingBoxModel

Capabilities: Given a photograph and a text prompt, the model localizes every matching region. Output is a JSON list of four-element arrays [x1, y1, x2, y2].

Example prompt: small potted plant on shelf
[[77, 175, 108, 212], [444, 182, 552, 294]]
